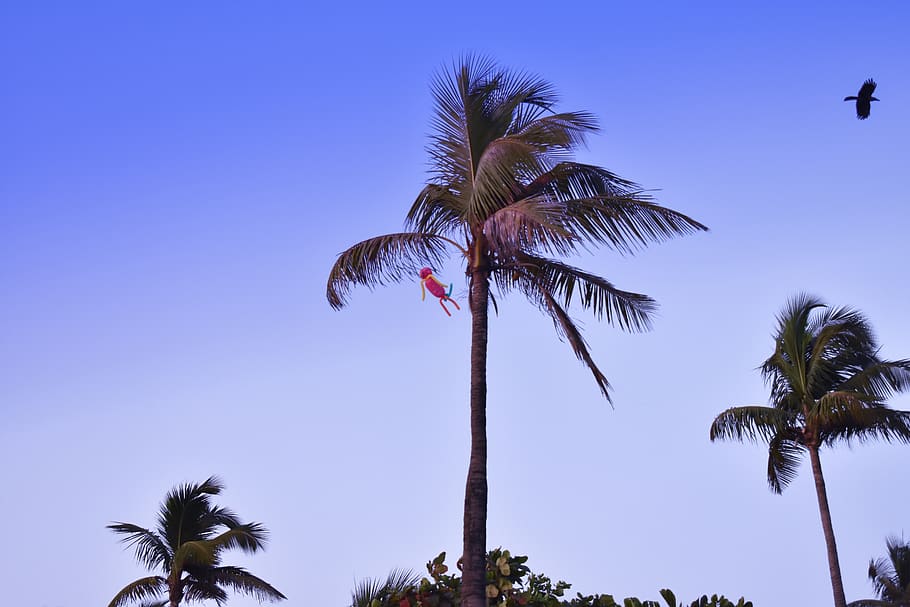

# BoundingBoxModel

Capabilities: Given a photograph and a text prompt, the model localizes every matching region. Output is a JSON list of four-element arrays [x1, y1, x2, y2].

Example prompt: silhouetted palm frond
[[107, 576, 166, 607], [107, 523, 172, 572]]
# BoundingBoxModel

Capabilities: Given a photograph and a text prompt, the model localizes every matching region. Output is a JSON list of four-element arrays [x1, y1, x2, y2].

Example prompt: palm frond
[[512, 112, 598, 151], [182, 578, 230, 606], [515, 163, 707, 254], [405, 183, 467, 236], [352, 576, 388, 607], [561, 195, 707, 254], [840, 359, 910, 400], [107, 523, 172, 572], [524, 278, 611, 400], [207, 523, 269, 556], [351, 568, 421, 607], [761, 347, 807, 408], [524, 162, 639, 200], [886, 535, 910, 590], [483, 198, 577, 259], [107, 576, 166, 607], [470, 136, 548, 223], [762, 295, 839, 403], [869, 552, 904, 601], [203, 566, 288, 603], [490, 67, 559, 123], [327, 232, 452, 309], [806, 307, 875, 396], [766, 434, 805, 493], [428, 55, 498, 186], [771, 294, 824, 388], [709, 406, 793, 444], [500, 254, 656, 332], [201, 505, 242, 534], [157, 476, 225, 548], [818, 397, 910, 446]]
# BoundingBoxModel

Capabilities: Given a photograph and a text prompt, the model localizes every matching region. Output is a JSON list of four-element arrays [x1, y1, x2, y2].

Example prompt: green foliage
[[710, 294, 910, 493], [848, 535, 910, 606], [350, 549, 750, 607], [107, 477, 286, 607], [326, 56, 708, 402]]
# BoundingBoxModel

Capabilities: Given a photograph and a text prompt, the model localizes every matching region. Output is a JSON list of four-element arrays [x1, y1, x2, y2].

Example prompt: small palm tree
[[849, 535, 910, 606], [327, 56, 706, 607], [107, 476, 286, 607], [710, 294, 910, 607], [350, 568, 421, 607]]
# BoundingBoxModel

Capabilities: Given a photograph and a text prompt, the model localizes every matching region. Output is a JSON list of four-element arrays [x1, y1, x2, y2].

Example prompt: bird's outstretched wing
[[858, 78, 877, 99]]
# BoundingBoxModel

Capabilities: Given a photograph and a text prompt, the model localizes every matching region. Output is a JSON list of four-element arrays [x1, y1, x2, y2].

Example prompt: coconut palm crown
[[711, 294, 910, 607], [107, 476, 286, 607], [327, 56, 707, 607], [849, 535, 910, 607]]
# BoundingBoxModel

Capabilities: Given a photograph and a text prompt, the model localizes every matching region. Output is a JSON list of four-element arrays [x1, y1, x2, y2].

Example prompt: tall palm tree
[[710, 295, 910, 607], [107, 476, 286, 607], [849, 535, 910, 606], [327, 56, 705, 607]]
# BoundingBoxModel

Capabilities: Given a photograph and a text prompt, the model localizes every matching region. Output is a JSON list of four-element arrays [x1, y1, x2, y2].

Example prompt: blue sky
[[2, 2, 909, 606]]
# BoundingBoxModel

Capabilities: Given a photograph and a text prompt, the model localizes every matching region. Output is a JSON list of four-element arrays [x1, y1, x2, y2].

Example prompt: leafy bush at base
[[352, 548, 752, 607]]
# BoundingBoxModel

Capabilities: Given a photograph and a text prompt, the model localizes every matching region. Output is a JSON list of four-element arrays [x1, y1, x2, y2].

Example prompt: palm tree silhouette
[[327, 56, 706, 607], [710, 294, 910, 607], [107, 476, 286, 607], [849, 535, 910, 606], [844, 79, 879, 120]]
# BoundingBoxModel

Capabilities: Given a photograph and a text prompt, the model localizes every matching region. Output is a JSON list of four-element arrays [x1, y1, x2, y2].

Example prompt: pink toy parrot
[[419, 267, 461, 316]]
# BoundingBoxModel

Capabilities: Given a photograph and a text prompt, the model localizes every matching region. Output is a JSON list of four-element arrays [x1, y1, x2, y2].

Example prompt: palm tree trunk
[[808, 446, 847, 607], [461, 264, 490, 607], [168, 571, 182, 607]]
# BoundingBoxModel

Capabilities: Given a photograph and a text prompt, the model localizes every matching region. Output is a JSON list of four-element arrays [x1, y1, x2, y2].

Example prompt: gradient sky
[[3, 2, 909, 606]]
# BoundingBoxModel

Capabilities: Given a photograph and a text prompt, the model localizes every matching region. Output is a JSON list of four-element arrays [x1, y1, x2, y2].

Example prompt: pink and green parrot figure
[[419, 267, 461, 316]]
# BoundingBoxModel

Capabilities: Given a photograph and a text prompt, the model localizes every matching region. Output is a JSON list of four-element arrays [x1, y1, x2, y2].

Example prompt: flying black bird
[[844, 78, 879, 120]]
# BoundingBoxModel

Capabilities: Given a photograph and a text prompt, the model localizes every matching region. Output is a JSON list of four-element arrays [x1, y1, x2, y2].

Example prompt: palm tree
[[849, 535, 910, 606], [327, 56, 706, 607], [107, 476, 286, 607], [710, 295, 910, 607]]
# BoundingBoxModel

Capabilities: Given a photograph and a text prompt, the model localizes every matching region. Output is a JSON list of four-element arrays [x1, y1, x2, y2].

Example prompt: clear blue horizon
[[3, 2, 909, 606]]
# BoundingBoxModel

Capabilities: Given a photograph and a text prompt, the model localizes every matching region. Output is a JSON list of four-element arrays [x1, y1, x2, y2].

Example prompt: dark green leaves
[[712, 294, 910, 494], [506, 254, 657, 332], [107, 576, 166, 607], [106, 523, 172, 572], [107, 478, 284, 607], [349, 548, 752, 607], [199, 566, 288, 603]]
